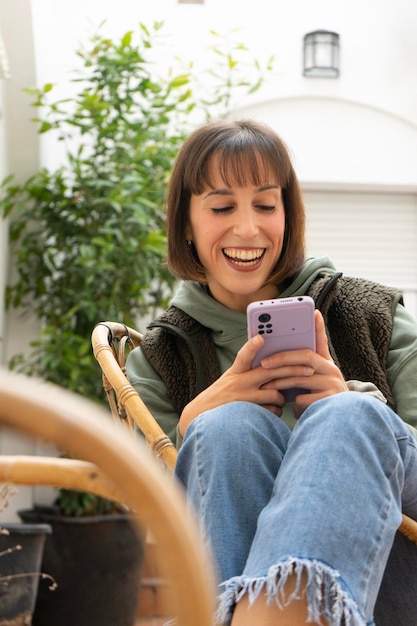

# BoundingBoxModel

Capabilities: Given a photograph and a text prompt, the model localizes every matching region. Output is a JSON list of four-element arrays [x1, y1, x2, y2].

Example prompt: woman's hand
[[179, 310, 348, 436], [178, 332, 313, 437], [260, 310, 348, 418]]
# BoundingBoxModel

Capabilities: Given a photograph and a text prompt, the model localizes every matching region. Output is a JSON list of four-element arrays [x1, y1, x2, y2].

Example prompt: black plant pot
[[19, 506, 145, 626], [0, 522, 52, 626]]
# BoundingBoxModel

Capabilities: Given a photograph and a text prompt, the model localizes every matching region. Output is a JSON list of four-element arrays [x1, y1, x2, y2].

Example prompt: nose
[[233, 208, 259, 239]]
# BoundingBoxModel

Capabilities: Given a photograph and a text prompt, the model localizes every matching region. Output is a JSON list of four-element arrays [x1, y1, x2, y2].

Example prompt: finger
[[260, 366, 314, 389], [232, 334, 264, 374], [261, 404, 283, 417], [293, 391, 330, 419], [314, 310, 332, 360], [260, 348, 315, 370]]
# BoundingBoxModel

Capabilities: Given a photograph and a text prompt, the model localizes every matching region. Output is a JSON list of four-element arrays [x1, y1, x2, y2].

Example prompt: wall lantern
[[303, 30, 340, 78]]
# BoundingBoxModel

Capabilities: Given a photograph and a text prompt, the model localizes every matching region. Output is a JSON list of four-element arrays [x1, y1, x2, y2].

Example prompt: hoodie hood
[[279, 256, 339, 297], [170, 256, 341, 347]]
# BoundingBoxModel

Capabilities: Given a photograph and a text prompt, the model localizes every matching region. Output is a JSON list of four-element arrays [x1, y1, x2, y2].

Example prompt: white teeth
[[223, 248, 264, 261]]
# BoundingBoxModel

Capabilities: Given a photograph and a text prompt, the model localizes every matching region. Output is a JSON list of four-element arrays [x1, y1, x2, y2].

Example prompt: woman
[[126, 119, 417, 625]]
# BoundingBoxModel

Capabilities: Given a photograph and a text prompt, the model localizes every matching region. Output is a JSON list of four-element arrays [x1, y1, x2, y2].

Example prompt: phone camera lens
[[258, 313, 271, 323]]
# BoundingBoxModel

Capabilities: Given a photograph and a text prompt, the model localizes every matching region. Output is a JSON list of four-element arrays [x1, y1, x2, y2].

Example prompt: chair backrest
[[0, 369, 216, 626], [91, 321, 177, 471], [91, 321, 417, 547]]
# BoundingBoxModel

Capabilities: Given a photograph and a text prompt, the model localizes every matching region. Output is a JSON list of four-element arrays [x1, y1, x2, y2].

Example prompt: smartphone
[[247, 295, 316, 402]]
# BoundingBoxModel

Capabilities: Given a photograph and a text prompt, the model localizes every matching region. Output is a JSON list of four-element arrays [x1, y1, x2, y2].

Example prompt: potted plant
[[1, 20, 273, 625], [0, 522, 53, 626], [0, 486, 54, 626], [18, 492, 144, 626]]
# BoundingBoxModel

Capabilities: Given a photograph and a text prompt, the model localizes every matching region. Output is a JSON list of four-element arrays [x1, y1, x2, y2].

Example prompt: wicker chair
[[91, 321, 177, 471], [91, 320, 417, 546], [0, 369, 216, 626]]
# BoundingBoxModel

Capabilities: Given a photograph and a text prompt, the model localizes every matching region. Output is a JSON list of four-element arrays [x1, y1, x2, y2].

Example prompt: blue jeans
[[175, 393, 417, 626]]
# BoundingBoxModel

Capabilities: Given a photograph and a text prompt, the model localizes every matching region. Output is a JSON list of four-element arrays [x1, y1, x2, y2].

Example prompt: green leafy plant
[[1, 22, 273, 518], [1, 21, 273, 404], [54, 489, 125, 517]]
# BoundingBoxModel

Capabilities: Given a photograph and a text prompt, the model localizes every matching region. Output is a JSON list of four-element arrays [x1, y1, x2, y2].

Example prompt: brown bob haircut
[[166, 118, 306, 287]]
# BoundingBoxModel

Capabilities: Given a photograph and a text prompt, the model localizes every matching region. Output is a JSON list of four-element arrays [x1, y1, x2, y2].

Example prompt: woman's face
[[186, 161, 286, 313]]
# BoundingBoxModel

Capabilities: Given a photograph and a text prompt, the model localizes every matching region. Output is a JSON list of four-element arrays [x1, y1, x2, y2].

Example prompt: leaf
[[121, 31, 133, 47], [39, 121, 53, 134], [168, 74, 191, 89]]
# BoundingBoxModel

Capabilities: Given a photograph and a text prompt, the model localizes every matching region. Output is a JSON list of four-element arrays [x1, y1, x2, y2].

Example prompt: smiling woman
[[126, 118, 417, 626], [186, 172, 285, 311], [167, 119, 305, 297]]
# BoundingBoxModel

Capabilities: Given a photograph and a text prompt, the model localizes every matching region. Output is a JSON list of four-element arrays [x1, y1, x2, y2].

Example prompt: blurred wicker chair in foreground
[[0, 369, 216, 626], [91, 320, 417, 547]]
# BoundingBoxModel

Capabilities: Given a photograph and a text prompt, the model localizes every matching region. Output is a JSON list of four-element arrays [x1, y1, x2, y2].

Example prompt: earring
[[187, 240, 192, 247]]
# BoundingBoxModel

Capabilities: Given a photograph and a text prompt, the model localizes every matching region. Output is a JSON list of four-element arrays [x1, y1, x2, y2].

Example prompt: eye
[[257, 204, 276, 212], [211, 206, 233, 214]]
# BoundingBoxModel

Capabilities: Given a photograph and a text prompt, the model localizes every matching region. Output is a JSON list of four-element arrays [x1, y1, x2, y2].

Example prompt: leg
[[219, 393, 417, 626], [174, 401, 291, 582], [231, 571, 328, 626]]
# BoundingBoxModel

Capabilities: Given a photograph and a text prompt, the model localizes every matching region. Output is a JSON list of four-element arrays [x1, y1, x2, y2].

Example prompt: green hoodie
[[126, 256, 417, 446]]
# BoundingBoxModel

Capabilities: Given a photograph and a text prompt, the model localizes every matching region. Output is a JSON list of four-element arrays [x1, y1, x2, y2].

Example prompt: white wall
[[0, 0, 40, 367], [25, 0, 417, 180], [1, 0, 414, 178], [234, 96, 417, 187]]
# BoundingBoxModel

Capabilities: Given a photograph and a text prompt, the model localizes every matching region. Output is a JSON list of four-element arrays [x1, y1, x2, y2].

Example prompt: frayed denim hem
[[216, 557, 371, 626]]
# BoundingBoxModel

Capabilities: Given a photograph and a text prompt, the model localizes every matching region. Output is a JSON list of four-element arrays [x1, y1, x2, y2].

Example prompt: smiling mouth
[[223, 248, 265, 266]]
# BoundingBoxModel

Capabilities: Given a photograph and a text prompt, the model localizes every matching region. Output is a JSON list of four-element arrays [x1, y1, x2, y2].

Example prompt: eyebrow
[[203, 184, 279, 199]]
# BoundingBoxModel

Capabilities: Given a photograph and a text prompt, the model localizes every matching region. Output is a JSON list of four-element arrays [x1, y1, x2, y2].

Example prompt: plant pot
[[19, 506, 145, 626], [0, 522, 52, 626]]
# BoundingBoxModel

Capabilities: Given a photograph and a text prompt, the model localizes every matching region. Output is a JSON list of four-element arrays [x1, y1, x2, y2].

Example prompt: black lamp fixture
[[303, 30, 340, 78]]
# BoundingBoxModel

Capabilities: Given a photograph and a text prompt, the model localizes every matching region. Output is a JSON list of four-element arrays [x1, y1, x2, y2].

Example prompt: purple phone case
[[247, 296, 316, 402]]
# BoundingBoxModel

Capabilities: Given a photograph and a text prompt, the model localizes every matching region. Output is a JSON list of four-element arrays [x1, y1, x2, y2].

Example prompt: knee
[[300, 391, 406, 441], [184, 401, 290, 453], [187, 401, 271, 440], [316, 390, 386, 418]]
